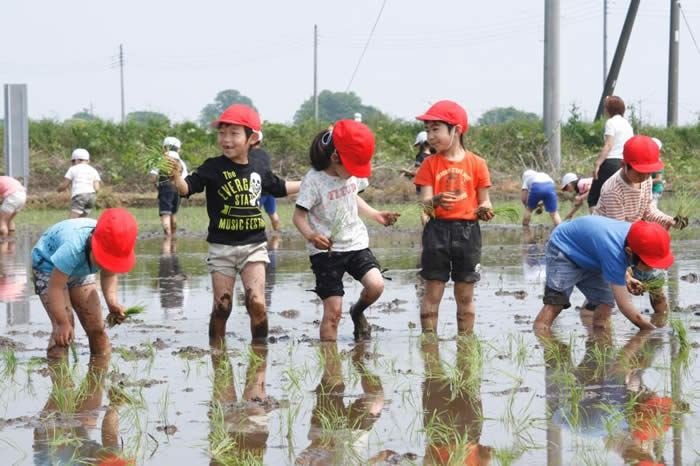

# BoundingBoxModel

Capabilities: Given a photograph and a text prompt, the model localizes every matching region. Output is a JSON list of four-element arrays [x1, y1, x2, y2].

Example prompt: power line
[[680, 2, 700, 58], [345, 0, 388, 92]]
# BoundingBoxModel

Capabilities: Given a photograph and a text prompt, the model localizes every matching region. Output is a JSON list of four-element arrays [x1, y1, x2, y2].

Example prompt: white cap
[[561, 172, 578, 189], [162, 136, 181, 149], [651, 137, 662, 149], [413, 131, 428, 146], [166, 150, 180, 160], [71, 148, 90, 161], [257, 131, 263, 143], [354, 112, 362, 122]]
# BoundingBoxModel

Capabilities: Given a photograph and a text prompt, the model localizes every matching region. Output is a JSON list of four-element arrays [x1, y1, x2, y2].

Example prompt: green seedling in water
[[1, 349, 18, 379], [70, 343, 78, 364]]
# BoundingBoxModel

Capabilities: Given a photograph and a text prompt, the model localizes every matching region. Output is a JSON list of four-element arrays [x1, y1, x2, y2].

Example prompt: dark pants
[[588, 159, 622, 207]]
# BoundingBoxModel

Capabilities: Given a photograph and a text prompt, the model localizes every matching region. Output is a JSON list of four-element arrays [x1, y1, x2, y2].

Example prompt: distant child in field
[[520, 170, 561, 226], [293, 120, 399, 341], [31, 208, 137, 358], [151, 137, 188, 236], [413, 100, 494, 334], [249, 132, 282, 231], [533, 217, 673, 331], [560, 173, 592, 220], [57, 148, 101, 218], [0, 175, 27, 236], [169, 104, 299, 346], [650, 137, 664, 208], [594, 135, 680, 314]]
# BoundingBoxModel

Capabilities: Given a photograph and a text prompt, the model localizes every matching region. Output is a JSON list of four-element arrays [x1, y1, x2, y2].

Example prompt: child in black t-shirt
[[170, 104, 299, 346]]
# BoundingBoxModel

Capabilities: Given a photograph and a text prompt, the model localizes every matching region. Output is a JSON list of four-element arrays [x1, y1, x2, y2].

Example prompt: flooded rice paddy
[[0, 226, 699, 465]]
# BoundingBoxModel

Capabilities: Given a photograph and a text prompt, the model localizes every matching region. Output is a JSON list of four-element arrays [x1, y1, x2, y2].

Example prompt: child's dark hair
[[430, 121, 465, 148], [624, 240, 643, 267], [164, 144, 179, 151], [218, 122, 255, 140], [309, 129, 336, 171]]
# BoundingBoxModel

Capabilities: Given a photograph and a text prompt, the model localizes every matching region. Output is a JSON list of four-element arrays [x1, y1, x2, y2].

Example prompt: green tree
[[478, 107, 539, 126], [198, 90, 257, 127], [127, 111, 170, 125], [293, 90, 383, 124], [71, 108, 98, 121]]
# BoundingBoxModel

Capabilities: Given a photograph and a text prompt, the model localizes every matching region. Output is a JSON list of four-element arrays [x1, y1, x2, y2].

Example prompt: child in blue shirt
[[533, 216, 673, 331], [32, 209, 138, 358]]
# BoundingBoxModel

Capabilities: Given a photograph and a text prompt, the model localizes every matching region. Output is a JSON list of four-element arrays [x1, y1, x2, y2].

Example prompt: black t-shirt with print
[[185, 154, 287, 245], [249, 148, 272, 196]]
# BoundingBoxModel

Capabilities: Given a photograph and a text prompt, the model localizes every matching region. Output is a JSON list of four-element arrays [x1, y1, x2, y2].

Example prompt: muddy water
[[0, 226, 698, 465]]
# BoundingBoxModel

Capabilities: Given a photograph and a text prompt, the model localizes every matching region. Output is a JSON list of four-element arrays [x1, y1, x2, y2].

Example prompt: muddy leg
[[320, 297, 342, 341], [209, 272, 235, 349], [160, 214, 172, 236], [242, 343, 268, 401], [591, 304, 613, 329], [170, 214, 177, 236], [454, 281, 476, 333], [70, 284, 110, 355], [350, 268, 384, 341], [421, 280, 446, 333], [240, 262, 268, 342], [648, 287, 669, 314], [533, 304, 564, 332], [40, 290, 75, 359]]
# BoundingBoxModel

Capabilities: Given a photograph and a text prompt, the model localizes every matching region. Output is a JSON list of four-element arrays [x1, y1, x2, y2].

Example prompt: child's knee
[[213, 294, 233, 319], [364, 280, 384, 301], [244, 288, 266, 319], [323, 306, 342, 324]]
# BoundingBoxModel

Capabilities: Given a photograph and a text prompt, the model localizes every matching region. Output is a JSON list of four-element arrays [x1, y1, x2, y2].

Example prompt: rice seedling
[[141, 146, 175, 178], [328, 209, 352, 255], [70, 343, 78, 364], [1, 348, 19, 379], [670, 318, 688, 347], [672, 185, 698, 229], [107, 304, 146, 327]]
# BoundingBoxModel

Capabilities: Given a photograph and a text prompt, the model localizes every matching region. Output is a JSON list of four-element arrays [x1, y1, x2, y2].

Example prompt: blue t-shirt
[[31, 218, 99, 277], [549, 216, 631, 286]]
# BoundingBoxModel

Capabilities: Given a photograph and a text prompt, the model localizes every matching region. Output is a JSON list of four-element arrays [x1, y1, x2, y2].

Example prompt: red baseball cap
[[627, 220, 674, 269], [210, 104, 262, 131], [332, 120, 375, 178], [416, 100, 469, 134], [92, 208, 138, 273], [623, 135, 664, 172]]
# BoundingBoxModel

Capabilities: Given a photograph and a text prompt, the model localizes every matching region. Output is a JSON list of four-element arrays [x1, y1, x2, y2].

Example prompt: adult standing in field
[[0, 175, 27, 236], [57, 149, 101, 218], [150, 137, 188, 237], [249, 132, 282, 232], [588, 96, 633, 208]]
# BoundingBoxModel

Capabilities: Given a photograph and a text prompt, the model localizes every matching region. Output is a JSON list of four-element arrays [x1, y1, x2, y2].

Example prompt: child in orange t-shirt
[[414, 100, 494, 334]]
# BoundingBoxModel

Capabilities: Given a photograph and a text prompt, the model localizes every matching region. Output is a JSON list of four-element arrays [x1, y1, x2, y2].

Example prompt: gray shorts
[[206, 241, 269, 277], [71, 193, 97, 215], [33, 268, 96, 296], [542, 241, 615, 308]]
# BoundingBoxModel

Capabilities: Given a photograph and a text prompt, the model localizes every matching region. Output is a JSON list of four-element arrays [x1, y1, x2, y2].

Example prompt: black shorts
[[588, 158, 622, 207], [420, 218, 481, 283], [158, 189, 181, 216], [309, 248, 380, 300]]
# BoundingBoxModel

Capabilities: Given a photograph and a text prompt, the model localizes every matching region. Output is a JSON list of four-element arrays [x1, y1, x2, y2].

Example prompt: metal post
[[667, 0, 680, 126], [595, 0, 640, 120], [120, 44, 125, 124], [603, 0, 608, 85], [313, 25, 319, 122], [3, 84, 29, 185], [544, 0, 561, 174]]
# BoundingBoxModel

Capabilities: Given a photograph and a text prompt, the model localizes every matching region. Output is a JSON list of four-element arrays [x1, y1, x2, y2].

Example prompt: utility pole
[[313, 25, 319, 121], [603, 0, 608, 86], [595, 0, 640, 120], [119, 44, 125, 124], [543, 0, 560, 174], [667, 0, 679, 126]]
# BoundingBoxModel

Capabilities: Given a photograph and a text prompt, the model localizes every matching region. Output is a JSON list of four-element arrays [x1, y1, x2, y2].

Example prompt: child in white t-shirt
[[293, 120, 399, 341], [57, 148, 101, 218]]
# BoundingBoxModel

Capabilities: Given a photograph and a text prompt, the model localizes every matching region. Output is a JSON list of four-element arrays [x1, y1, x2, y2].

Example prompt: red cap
[[332, 120, 375, 178], [623, 135, 664, 172], [210, 104, 261, 131], [92, 208, 138, 273], [416, 100, 468, 134], [627, 220, 674, 269]]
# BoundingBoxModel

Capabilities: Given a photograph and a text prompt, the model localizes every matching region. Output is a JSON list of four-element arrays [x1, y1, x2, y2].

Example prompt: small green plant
[[1, 349, 19, 379], [141, 146, 174, 178]]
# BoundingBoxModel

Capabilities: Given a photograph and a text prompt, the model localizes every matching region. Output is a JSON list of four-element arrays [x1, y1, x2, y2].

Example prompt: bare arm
[[93, 180, 101, 192], [593, 135, 614, 179], [612, 284, 655, 330], [57, 178, 71, 193], [47, 270, 73, 346], [292, 206, 330, 250], [356, 195, 399, 226], [285, 180, 301, 196]]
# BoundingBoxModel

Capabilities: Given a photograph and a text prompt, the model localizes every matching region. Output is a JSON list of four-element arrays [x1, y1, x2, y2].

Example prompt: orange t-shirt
[[414, 151, 491, 220]]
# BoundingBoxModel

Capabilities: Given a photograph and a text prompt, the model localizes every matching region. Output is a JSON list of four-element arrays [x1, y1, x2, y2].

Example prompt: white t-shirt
[[64, 164, 101, 196], [604, 114, 633, 159], [296, 169, 370, 255], [150, 152, 188, 178], [521, 171, 554, 190]]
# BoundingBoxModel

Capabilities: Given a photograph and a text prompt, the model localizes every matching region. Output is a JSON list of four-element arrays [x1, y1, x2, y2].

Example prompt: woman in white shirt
[[588, 96, 633, 207]]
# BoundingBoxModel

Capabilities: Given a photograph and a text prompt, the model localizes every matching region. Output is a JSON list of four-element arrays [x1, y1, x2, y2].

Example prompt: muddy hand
[[310, 233, 331, 250], [377, 211, 400, 226], [107, 303, 126, 326], [435, 192, 458, 210], [53, 323, 74, 347], [167, 158, 182, 179], [626, 277, 645, 296]]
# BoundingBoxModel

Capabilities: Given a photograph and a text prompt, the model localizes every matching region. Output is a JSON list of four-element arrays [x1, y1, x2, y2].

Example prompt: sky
[[1, 0, 699, 126]]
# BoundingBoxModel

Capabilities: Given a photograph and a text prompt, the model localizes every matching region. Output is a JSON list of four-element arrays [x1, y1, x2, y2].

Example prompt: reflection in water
[[539, 328, 680, 465], [421, 335, 491, 465], [296, 342, 386, 465], [1, 235, 31, 324], [209, 343, 271, 464], [33, 355, 128, 465], [264, 235, 280, 309], [156, 237, 187, 312], [521, 226, 545, 283]]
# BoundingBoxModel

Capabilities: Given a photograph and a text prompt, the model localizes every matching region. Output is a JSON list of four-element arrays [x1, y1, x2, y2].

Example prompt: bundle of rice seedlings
[[673, 187, 697, 229], [141, 146, 174, 178], [107, 305, 146, 328], [474, 206, 521, 222]]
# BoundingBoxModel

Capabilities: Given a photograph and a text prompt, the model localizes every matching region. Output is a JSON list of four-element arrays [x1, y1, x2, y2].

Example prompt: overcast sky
[[2, 0, 699, 126]]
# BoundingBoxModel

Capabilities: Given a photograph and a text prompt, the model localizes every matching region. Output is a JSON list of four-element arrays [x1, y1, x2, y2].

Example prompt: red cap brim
[[416, 112, 442, 122], [628, 160, 664, 173], [91, 235, 136, 274], [340, 153, 372, 178], [640, 249, 674, 269]]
